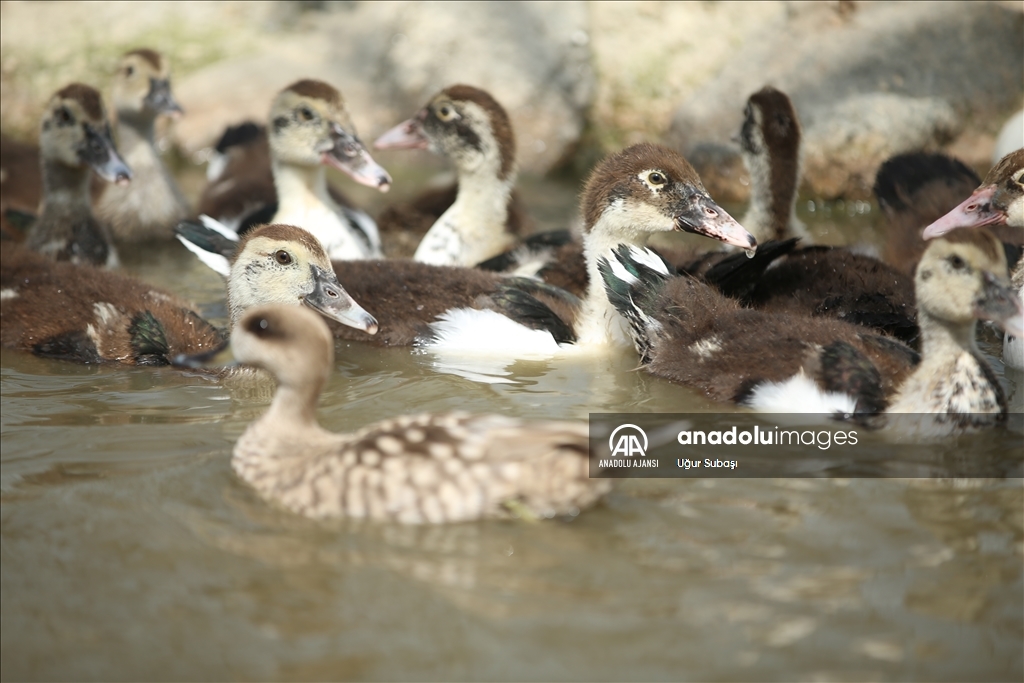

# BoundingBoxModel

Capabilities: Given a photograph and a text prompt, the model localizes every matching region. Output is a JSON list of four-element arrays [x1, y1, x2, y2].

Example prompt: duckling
[[923, 148, 1024, 369], [23, 84, 131, 267], [735, 85, 807, 244], [178, 144, 754, 352], [229, 304, 611, 523], [1, 245, 221, 365], [93, 48, 189, 243], [696, 87, 919, 345], [342, 142, 753, 351], [601, 230, 1020, 433], [373, 84, 534, 264], [2, 223, 375, 365], [195, 80, 391, 260]]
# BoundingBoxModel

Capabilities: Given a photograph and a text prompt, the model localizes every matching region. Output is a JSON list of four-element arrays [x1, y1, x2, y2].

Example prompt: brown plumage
[[1, 246, 223, 365], [0, 133, 41, 240]]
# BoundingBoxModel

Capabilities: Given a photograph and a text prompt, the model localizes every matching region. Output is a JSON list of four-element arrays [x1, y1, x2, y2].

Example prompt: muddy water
[[1, 173, 1021, 681]]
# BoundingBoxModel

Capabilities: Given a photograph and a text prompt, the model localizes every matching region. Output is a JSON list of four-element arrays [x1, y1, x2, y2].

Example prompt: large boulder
[[667, 1, 1024, 199]]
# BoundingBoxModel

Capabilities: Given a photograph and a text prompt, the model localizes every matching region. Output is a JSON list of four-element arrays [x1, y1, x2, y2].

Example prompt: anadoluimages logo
[[608, 424, 648, 458]]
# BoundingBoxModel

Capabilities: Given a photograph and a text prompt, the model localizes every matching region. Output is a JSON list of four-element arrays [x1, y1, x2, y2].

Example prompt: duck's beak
[[922, 185, 1002, 239], [145, 78, 184, 118], [373, 116, 429, 150], [82, 123, 132, 186], [675, 194, 757, 252], [975, 271, 1024, 338], [319, 122, 391, 192], [303, 264, 379, 335]]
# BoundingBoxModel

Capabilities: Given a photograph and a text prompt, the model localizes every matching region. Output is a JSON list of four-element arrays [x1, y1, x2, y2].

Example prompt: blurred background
[[2, 0, 1021, 205]]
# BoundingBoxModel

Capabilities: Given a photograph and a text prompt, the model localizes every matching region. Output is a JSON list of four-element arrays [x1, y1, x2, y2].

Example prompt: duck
[[177, 143, 755, 352], [92, 48, 189, 243], [22, 83, 132, 267], [600, 229, 1021, 434], [923, 148, 1024, 369], [194, 79, 391, 260], [689, 86, 920, 346], [1, 223, 376, 365], [228, 304, 611, 523], [373, 84, 535, 264]]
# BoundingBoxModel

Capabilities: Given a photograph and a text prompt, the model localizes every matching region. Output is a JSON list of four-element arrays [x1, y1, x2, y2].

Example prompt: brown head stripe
[[123, 48, 163, 70], [233, 224, 330, 264], [284, 79, 342, 106], [54, 83, 104, 120]]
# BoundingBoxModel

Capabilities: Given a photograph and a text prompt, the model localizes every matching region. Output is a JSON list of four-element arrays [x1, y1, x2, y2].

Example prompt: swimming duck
[[229, 304, 611, 523], [601, 229, 1020, 433], [93, 48, 189, 243], [1, 223, 375, 365], [23, 84, 132, 267], [373, 84, 534, 264], [178, 144, 754, 352], [195, 80, 391, 260], [923, 148, 1024, 369]]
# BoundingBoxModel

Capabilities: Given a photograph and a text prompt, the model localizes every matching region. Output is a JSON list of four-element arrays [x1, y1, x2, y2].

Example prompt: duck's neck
[[414, 161, 515, 266], [241, 381, 331, 456], [40, 159, 93, 218], [917, 312, 977, 361], [742, 149, 801, 243], [273, 161, 332, 217], [576, 212, 652, 346]]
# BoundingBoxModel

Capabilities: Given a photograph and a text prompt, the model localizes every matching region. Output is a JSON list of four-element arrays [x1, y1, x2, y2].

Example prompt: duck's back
[[1, 247, 223, 364]]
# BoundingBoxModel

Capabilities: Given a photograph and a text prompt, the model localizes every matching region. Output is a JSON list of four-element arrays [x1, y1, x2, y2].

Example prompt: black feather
[[175, 220, 237, 259]]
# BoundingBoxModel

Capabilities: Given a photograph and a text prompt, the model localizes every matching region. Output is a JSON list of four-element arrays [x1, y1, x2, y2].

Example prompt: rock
[[172, 1, 594, 174], [667, 1, 1024, 199]]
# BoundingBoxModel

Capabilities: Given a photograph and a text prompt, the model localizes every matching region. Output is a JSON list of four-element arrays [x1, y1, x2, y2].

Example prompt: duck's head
[[580, 142, 756, 250], [227, 223, 378, 334], [923, 148, 1024, 238], [374, 84, 515, 180], [915, 229, 1023, 337], [736, 86, 800, 195], [233, 304, 334, 392], [268, 80, 391, 191], [111, 48, 183, 121], [40, 83, 132, 185]]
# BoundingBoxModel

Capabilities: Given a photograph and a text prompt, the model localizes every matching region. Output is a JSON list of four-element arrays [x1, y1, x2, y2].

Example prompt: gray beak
[[303, 264, 379, 335]]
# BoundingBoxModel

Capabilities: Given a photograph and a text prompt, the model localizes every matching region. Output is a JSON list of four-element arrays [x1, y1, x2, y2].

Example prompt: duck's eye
[[947, 254, 967, 271], [298, 107, 315, 122], [436, 104, 456, 122], [1013, 170, 1024, 187], [125, 65, 134, 77], [246, 316, 272, 337], [643, 171, 667, 188], [275, 250, 293, 265], [56, 107, 73, 125]]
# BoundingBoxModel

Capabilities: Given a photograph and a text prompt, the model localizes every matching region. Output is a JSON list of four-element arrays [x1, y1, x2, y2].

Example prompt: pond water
[[1, 167, 1022, 681]]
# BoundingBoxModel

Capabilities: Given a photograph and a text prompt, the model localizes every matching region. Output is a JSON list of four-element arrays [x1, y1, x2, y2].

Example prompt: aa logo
[[609, 424, 648, 458]]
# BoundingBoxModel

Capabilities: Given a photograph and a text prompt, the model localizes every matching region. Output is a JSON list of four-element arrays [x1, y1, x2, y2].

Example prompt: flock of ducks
[[1, 49, 1021, 524]]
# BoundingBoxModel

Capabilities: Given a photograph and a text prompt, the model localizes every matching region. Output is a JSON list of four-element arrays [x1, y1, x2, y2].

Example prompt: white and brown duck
[[195, 79, 391, 260], [373, 84, 535, 264], [601, 229, 1021, 434], [23, 83, 132, 267], [1, 223, 374, 366], [178, 143, 754, 353], [228, 304, 611, 523], [92, 48, 189, 243]]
